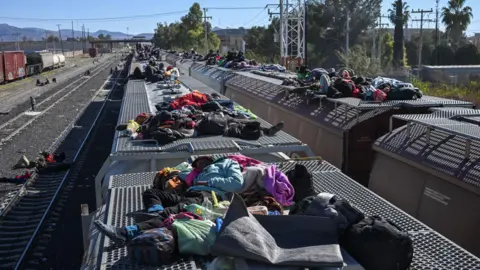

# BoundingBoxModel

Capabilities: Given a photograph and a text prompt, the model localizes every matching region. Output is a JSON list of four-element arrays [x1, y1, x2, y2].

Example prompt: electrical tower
[[279, 0, 306, 68]]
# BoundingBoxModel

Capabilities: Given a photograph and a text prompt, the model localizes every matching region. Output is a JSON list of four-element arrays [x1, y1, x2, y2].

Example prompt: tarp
[[211, 194, 344, 268]]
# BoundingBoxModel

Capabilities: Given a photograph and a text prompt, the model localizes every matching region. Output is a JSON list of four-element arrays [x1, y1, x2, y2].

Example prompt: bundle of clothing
[[117, 90, 283, 145], [216, 51, 259, 70], [94, 155, 414, 270], [289, 67, 423, 102]]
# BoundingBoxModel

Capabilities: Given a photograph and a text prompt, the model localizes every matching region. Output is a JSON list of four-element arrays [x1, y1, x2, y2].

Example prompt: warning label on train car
[[423, 187, 451, 206]]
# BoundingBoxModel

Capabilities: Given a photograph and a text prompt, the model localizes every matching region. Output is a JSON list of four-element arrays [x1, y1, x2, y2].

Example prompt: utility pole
[[12, 33, 20, 50], [57, 24, 64, 54], [72, 21, 75, 56], [435, 0, 440, 63], [82, 25, 85, 52], [411, 9, 433, 68], [279, 0, 284, 66], [202, 8, 212, 54], [45, 30, 48, 50], [346, 11, 350, 67]]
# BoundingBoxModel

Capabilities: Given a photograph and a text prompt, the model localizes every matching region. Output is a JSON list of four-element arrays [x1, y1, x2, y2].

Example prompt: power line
[[205, 7, 265, 10], [241, 7, 268, 27], [412, 8, 433, 68], [0, 7, 266, 22], [0, 10, 189, 22]]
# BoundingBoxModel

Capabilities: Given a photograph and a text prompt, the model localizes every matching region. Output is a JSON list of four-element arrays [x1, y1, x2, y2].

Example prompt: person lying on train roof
[[92, 155, 297, 245], [135, 110, 284, 144]]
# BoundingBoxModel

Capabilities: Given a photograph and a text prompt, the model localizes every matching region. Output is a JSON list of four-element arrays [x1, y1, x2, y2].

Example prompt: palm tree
[[388, 0, 410, 26], [390, 0, 408, 67], [442, 0, 473, 47]]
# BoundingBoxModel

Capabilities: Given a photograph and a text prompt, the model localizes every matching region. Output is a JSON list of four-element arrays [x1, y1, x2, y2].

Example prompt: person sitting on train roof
[[36, 79, 43, 86], [52, 78, 57, 83], [44, 78, 49, 85]]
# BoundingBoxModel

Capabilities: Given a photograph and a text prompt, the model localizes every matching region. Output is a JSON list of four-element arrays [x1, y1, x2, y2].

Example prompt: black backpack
[[341, 216, 413, 270]]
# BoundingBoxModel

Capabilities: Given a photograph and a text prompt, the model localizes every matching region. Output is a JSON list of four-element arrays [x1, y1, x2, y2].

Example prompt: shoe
[[12, 155, 30, 169], [93, 220, 126, 245], [265, 121, 284, 136], [116, 124, 128, 131]]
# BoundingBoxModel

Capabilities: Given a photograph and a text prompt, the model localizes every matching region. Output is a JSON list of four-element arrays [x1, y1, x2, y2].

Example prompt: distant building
[[472, 33, 480, 48], [212, 28, 248, 54]]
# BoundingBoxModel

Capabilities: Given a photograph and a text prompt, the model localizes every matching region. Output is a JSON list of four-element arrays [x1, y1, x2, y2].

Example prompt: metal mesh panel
[[310, 171, 427, 232], [92, 157, 480, 269], [375, 125, 480, 186], [410, 231, 480, 270], [109, 172, 155, 188], [119, 81, 150, 124], [100, 186, 198, 270]]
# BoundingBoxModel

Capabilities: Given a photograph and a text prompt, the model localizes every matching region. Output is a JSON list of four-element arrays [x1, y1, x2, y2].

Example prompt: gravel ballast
[[0, 58, 119, 201]]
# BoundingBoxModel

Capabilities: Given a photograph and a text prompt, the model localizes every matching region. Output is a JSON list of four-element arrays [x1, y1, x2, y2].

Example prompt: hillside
[[0, 23, 153, 41]]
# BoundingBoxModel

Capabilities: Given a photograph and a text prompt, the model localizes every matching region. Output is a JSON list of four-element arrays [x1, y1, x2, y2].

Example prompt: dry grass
[[412, 78, 480, 106]]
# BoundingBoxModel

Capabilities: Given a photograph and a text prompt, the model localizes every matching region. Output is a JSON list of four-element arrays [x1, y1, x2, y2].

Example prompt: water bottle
[[170, 72, 175, 82], [202, 198, 213, 221]]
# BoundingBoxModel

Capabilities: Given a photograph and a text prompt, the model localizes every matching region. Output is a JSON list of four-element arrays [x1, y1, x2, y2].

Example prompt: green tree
[[442, 0, 473, 48], [454, 44, 480, 64], [381, 33, 394, 67], [152, 2, 220, 52], [430, 45, 455, 65], [305, 0, 381, 67], [388, 1, 410, 26], [105, 34, 112, 40], [98, 33, 105, 39], [336, 45, 380, 76], [46, 35, 59, 42]]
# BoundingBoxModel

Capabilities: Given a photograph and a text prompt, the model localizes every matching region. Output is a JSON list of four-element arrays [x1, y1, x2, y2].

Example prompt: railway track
[[0, 59, 116, 145], [0, 55, 130, 269]]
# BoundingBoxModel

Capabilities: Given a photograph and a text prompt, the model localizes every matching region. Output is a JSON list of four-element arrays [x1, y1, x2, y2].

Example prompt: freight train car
[[0, 51, 26, 84], [57, 54, 66, 67], [26, 52, 55, 71], [89, 48, 98, 58]]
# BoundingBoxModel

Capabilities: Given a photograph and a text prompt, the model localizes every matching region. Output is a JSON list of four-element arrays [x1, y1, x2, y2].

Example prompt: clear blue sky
[[1, 0, 480, 35]]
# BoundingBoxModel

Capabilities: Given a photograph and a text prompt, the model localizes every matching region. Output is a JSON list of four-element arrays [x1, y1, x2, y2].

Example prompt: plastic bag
[[172, 219, 216, 256]]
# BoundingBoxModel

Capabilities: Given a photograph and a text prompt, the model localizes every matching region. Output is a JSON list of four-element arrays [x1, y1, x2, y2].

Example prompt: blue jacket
[[193, 158, 244, 192]]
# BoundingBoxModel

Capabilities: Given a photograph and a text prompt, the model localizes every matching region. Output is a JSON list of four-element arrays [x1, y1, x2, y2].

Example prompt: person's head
[[192, 156, 214, 171]]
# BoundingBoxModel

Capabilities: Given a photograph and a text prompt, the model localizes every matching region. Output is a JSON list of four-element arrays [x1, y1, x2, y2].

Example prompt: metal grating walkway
[[87, 157, 480, 270], [112, 72, 303, 155]]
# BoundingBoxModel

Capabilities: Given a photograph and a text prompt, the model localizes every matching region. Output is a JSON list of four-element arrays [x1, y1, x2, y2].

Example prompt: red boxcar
[[3, 51, 26, 82], [0, 52, 4, 83], [89, 48, 98, 58]]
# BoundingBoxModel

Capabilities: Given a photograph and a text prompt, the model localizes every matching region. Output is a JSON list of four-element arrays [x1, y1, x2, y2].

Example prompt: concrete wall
[[63, 50, 84, 58], [421, 66, 480, 85]]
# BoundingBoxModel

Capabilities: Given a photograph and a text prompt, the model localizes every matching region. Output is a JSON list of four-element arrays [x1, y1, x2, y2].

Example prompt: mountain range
[[0, 24, 153, 41]]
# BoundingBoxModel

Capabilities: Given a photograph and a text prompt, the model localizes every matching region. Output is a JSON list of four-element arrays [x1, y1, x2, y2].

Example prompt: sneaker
[[265, 121, 284, 136], [12, 155, 30, 169], [116, 124, 128, 131], [93, 220, 127, 245]]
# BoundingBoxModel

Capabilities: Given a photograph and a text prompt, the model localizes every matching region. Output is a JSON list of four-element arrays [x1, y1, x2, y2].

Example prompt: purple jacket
[[264, 165, 295, 206]]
